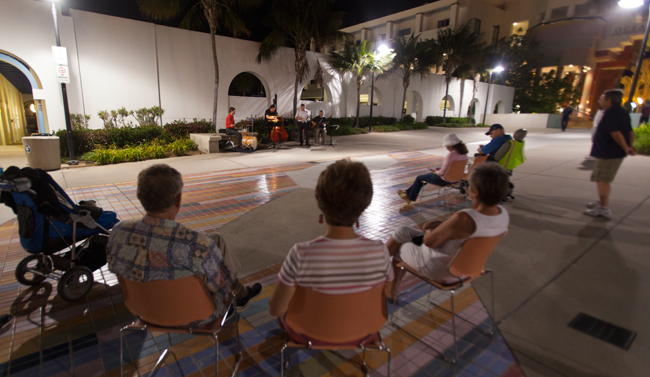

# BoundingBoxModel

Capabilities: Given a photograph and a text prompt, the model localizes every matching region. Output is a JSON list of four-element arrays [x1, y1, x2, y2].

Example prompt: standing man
[[585, 89, 635, 219], [311, 110, 327, 145], [561, 106, 573, 132], [640, 99, 650, 125], [295, 104, 311, 147], [225, 107, 242, 147], [264, 104, 279, 144]]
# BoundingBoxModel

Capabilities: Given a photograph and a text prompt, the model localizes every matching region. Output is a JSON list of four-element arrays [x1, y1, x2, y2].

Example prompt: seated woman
[[386, 163, 510, 300], [398, 134, 468, 204], [268, 159, 393, 320]]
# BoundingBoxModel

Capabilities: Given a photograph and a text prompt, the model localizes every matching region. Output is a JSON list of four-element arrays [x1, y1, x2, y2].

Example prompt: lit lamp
[[482, 65, 504, 124], [368, 44, 391, 132], [637, 97, 644, 105], [48, 0, 77, 164], [618, 0, 649, 112]]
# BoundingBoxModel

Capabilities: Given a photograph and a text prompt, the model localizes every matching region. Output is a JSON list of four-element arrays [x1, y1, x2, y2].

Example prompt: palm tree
[[256, 0, 348, 126], [135, 0, 260, 129], [384, 34, 441, 121], [434, 23, 484, 123], [328, 40, 394, 128]]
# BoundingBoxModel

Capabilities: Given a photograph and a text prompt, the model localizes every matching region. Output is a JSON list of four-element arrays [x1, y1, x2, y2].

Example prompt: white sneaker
[[586, 202, 599, 209], [584, 206, 612, 219], [585, 156, 595, 161]]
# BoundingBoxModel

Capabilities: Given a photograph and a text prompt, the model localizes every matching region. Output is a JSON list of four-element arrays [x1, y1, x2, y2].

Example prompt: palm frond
[[215, 3, 251, 37], [256, 29, 287, 63], [178, 3, 208, 30]]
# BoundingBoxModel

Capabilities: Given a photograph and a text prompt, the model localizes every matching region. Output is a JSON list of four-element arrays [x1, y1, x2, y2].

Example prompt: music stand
[[327, 125, 339, 146]]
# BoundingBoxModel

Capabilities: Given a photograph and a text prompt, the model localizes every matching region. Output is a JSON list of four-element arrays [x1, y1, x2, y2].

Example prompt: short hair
[[229, 107, 235, 112], [468, 163, 509, 206], [315, 160, 373, 227], [270, 104, 276, 109], [603, 89, 623, 106], [300, 104, 306, 107], [137, 164, 183, 214]]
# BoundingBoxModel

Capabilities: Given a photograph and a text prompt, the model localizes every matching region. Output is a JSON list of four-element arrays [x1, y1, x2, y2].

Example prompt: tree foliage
[[328, 40, 394, 127]]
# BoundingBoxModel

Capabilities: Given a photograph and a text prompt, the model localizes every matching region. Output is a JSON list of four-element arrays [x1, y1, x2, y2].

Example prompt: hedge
[[634, 124, 650, 155], [425, 116, 476, 126], [435, 123, 490, 128]]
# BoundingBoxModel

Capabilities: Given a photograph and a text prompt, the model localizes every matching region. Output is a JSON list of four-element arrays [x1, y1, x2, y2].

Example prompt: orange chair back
[[443, 160, 467, 182], [119, 275, 216, 327], [471, 155, 488, 169], [446, 235, 503, 278], [285, 285, 387, 343]]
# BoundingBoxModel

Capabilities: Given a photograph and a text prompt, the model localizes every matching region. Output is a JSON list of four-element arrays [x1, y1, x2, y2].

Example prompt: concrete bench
[[190, 133, 222, 154]]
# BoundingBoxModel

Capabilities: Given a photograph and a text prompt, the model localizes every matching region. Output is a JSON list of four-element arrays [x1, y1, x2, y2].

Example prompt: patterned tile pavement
[[0, 150, 524, 377]]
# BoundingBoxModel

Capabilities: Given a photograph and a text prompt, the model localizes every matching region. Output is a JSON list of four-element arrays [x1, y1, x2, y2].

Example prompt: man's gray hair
[[137, 164, 183, 214], [604, 89, 624, 106]]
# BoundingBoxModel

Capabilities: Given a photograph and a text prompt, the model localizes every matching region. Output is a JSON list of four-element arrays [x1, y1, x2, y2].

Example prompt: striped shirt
[[278, 236, 393, 295]]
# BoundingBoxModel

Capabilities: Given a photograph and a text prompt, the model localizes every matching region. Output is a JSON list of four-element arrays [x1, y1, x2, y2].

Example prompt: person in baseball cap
[[397, 133, 469, 204], [477, 124, 512, 159]]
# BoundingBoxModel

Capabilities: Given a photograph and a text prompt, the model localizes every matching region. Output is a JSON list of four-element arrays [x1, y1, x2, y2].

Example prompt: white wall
[[485, 113, 561, 131], [0, 0, 514, 134]]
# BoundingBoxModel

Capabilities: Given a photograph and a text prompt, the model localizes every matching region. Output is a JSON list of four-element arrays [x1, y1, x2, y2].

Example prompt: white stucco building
[[0, 0, 516, 145]]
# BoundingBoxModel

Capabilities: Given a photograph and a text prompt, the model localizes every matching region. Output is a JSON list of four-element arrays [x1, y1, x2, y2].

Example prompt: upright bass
[[269, 115, 288, 143]]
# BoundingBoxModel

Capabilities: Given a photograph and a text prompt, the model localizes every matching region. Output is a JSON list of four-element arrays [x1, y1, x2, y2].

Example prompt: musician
[[311, 110, 327, 145], [225, 107, 242, 147], [264, 104, 279, 142], [295, 104, 311, 147]]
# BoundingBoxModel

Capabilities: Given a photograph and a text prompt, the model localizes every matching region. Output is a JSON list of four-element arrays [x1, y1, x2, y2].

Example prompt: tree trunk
[[355, 77, 362, 128], [400, 76, 410, 122], [293, 44, 307, 128], [210, 26, 219, 131], [469, 74, 479, 123], [442, 76, 450, 123], [458, 78, 465, 121]]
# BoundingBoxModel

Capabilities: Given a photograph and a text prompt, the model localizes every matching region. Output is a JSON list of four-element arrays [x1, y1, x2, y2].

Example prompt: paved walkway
[[0, 127, 648, 376]]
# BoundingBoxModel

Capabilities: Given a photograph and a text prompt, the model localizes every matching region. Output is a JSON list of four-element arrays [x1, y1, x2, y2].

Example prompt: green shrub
[[435, 122, 490, 128], [372, 125, 401, 132], [426, 116, 474, 126], [164, 120, 213, 139], [85, 139, 197, 165], [328, 126, 368, 136], [413, 122, 429, 129], [402, 115, 415, 124], [633, 124, 650, 155]]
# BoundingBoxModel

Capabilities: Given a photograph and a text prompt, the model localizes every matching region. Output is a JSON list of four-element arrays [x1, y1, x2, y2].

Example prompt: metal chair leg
[[489, 270, 495, 335], [231, 311, 242, 377], [360, 344, 368, 376], [390, 268, 406, 324], [450, 291, 458, 364], [386, 346, 392, 377], [214, 334, 219, 377], [119, 328, 124, 377]]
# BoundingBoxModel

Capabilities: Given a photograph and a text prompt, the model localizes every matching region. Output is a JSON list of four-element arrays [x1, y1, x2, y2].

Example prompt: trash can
[[22, 136, 61, 171]]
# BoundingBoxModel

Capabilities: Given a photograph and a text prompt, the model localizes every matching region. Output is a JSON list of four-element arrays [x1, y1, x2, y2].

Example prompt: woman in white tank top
[[385, 164, 511, 299]]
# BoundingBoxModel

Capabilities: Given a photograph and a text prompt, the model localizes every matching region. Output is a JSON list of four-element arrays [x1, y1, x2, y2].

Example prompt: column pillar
[[415, 13, 423, 33], [450, 4, 459, 29]]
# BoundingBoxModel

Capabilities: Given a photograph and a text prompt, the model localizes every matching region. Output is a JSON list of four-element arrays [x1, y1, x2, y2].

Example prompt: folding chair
[[391, 234, 505, 363], [281, 285, 391, 376], [118, 276, 242, 377], [418, 160, 468, 212], [458, 155, 488, 196]]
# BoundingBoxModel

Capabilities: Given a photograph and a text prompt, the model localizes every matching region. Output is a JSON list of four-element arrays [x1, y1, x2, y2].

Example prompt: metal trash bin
[[22, 136, 61, 171]]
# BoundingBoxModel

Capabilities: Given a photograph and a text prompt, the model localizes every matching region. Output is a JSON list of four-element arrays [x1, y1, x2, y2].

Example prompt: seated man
[[107, 164, 261, 321], [225, 107, 242, 147], [311, 110, 327, 145], [385, 164, 510, 300], [477, 124, 512, 160]]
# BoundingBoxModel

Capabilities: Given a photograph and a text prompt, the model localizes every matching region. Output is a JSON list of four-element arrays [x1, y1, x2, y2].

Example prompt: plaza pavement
[[1, 126, 648, 376]]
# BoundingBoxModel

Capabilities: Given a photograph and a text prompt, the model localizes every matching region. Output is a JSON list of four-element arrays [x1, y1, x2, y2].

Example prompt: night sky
[[63, 0, 436, 42]]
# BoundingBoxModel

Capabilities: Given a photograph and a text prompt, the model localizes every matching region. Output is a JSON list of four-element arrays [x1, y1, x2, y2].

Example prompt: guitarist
[[311, 110, 327, 145]]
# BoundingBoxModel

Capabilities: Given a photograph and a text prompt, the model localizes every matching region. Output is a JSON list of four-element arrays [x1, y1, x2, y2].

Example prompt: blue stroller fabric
[[0, 167, 119, 255]]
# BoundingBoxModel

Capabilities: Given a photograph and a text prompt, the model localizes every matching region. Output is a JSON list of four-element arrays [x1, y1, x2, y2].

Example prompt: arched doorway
[[494, 100, 505, 114], [467, 98, 480, 121], [0, 51, 46, 145], [227, 72, 270, 118], [439, 95, 455, 116], [405, 91, 423, 121], [360, 86, 382, 106]]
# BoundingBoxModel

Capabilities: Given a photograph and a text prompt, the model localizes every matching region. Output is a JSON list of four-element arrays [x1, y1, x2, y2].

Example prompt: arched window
[[228, 73, 266, 97], [439, 96, 454, 111]]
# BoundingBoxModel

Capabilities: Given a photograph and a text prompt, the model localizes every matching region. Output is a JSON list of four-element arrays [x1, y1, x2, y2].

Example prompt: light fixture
[[569, 64, 574, 67], [29, 103, 36, 113], [492, 65, 505, 72], [376, 44, 390, 55], [618, 0, 644, 8], [630, 102, 638, 109], [638, 97, 644, 104], [513, 22, 518, 25]]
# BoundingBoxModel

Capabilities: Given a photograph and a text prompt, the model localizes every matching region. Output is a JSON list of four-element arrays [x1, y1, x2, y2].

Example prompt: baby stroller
[[0, 166, 119, 301]]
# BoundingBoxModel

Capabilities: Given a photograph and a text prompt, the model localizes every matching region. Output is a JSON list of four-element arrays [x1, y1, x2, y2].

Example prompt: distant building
[[339, 0, 648, 117]]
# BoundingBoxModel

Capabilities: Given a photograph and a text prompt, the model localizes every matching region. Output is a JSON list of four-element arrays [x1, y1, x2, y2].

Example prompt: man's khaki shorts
[[591, 158, 624, 183]]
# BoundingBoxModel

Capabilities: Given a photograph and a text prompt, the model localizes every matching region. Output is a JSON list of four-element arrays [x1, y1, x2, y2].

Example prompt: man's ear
[[175, 193, 183, 208]]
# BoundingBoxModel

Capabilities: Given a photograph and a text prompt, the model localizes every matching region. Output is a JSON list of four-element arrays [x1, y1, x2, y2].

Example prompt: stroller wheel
[[16, 255, 52, 286], [57, 266, 94, 302]]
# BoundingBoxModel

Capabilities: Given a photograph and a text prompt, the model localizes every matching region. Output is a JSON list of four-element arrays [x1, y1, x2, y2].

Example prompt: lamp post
[[368, 44, 390, 132], [49, 0, 77, 164], [482, 65, 504, 125], [618, 0, 649, 111]]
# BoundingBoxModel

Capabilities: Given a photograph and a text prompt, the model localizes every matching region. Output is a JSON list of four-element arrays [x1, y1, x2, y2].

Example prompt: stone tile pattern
[[0, 151, 523, 377]]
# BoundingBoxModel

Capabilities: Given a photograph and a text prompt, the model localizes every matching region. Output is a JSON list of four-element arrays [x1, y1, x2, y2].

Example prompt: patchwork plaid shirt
[[107, 215, 234, 318]]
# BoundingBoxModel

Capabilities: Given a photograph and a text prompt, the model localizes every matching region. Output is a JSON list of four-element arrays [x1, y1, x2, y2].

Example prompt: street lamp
[[368, 44, 391, 132], [49, 0, 77, 164], [618, 0, 649, 111], [482, 65, 504, 125]]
